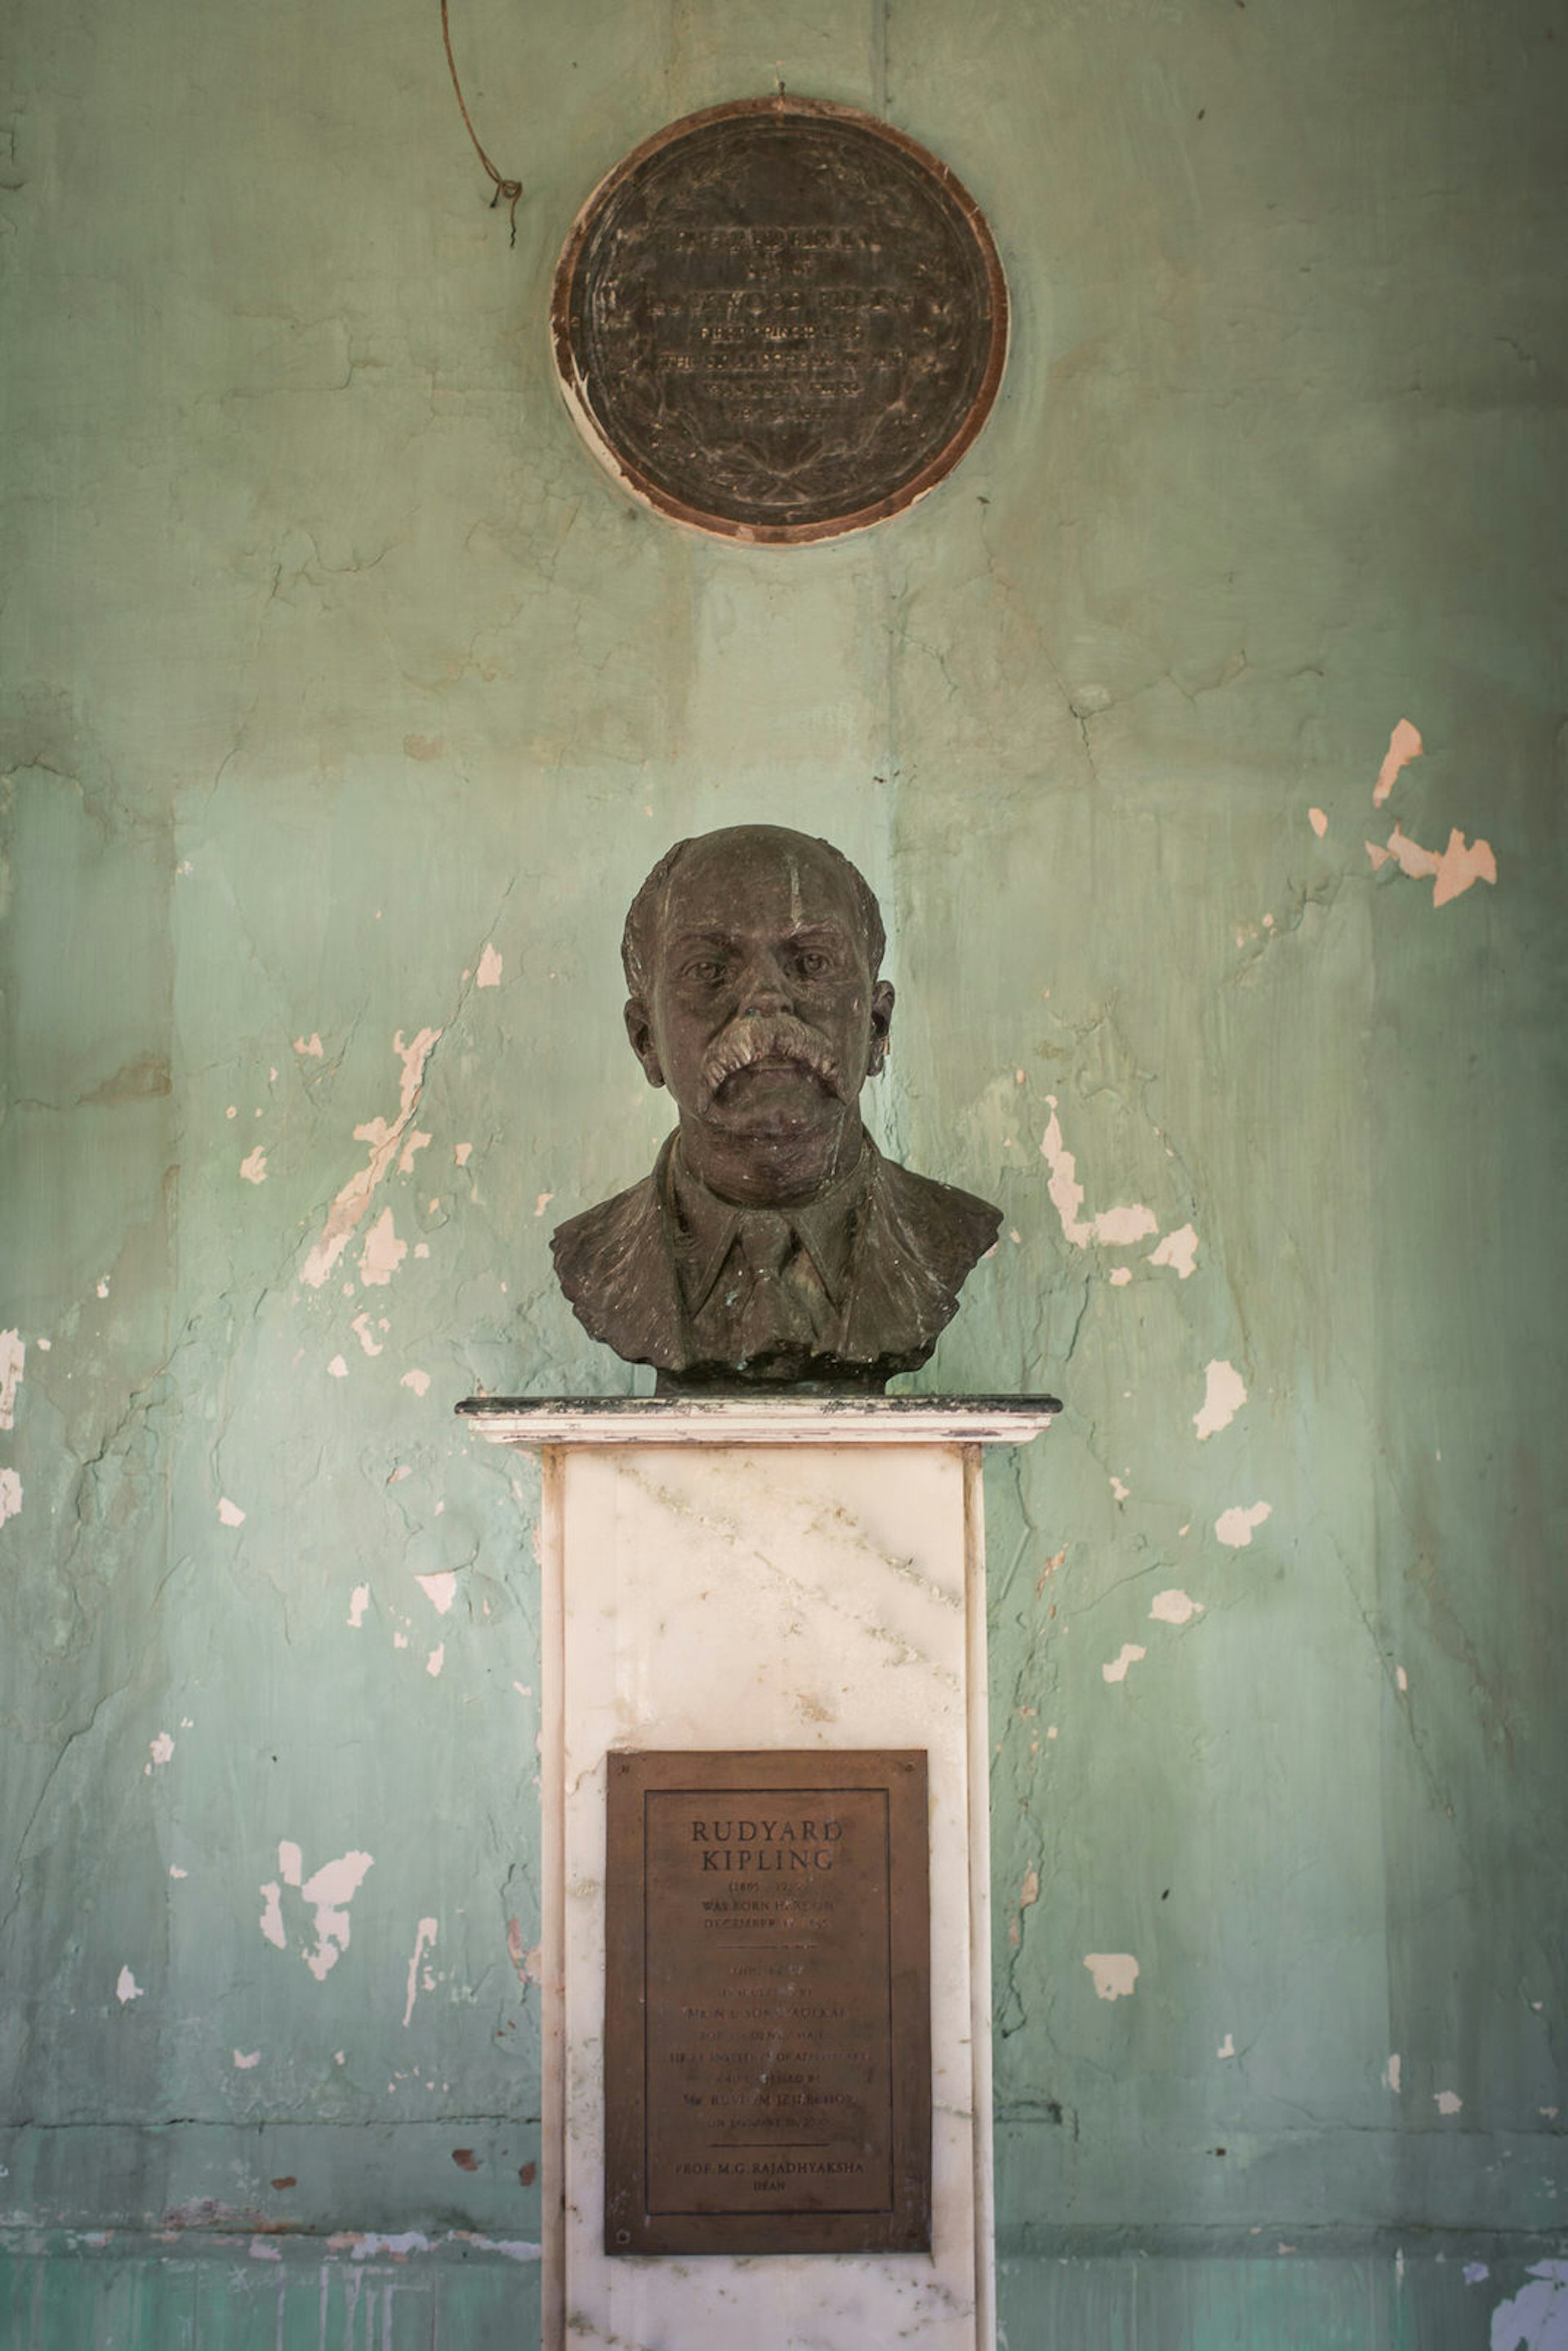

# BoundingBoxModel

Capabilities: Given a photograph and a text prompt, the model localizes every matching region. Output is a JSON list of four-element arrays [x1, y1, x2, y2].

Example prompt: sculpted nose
[[737, 948, 791, 1017]]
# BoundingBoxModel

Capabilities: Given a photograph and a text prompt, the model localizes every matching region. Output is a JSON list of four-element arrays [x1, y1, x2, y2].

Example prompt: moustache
[[697, 1014, 845, 1109]]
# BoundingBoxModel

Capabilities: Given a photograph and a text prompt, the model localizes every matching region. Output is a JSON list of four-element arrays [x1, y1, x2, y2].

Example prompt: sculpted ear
[[624, 997, 666, 1089], [866, 979, 895, 1077]]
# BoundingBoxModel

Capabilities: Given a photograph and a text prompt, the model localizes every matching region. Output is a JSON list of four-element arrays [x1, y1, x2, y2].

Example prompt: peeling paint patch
[[359, 1205, 408, 1288], [1466, 2264, 1490, 2285], [1148, 1224, 1199, 1279], [1217, 2032, 1236, 2059], [1195, 1359, 1246, 1440], [1374, 718, 1423, 805], [1102, 1643, 1147, 1684], [1036, 1102, 1088, 1244], [1084, 1953, 1139, 2001], [506, 1916, 544, 1988], [1309, 806, 1329, 837], [260, 1844, 374, 1979], [1150, 1588, 1202, 1626], [239, 1146, 267, 1184], [403, 1917, 439, 2026], [1384, 2054, 1402, 2092], [327, 1354, 349, 1379], [1108, 1266, 1132, 1286], [1035, 1547, 1067, 1596], [217, 1497, 246, 1527], [401, 1368, 431, 1396], [348, 1584, 371, 1628], [247, 2237, 281, 2262], [350, 1312, 383, 1356], [1430, 829, 1498, 906], [1109, 1475, 1130, 1503], [1368, 830, 1410, 875], [146, 1731, 175, 1770], [115, 1966, 143, 2004], [1490, 2260, 1568, 2351], [1435, 2089, 1463, 2115], [335, 2231, 430, 2260], [294, 1033, 323, 1058], [0, 1331, 24, 1427], [301, 1028, 442, 1287], [534, 1190, 555, 1218], [476, 943, 503, 987], [1368, 821, 1497, 906], [1095, 1205, 1158, 1246], [1037, 1101, 1158, 1249], [300, 1851, 375, 1981], [416, 1571, 457, 1616], [233, 2049, 261, 2069], [454, 1142, 473, 1167], [0, 1468, 21, 1526], [426, 1643, 445, 1678], [1216, 1501, 1272, 1547], [1008, 1864, 1040, 1948]]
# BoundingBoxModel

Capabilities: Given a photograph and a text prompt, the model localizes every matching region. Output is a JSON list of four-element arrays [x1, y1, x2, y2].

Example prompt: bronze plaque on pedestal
[[604, 1748, 930, 2255], [552, 98, 1007, 544]]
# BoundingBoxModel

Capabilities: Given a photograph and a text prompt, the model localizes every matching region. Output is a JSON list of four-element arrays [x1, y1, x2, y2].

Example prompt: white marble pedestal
[[462, 1397, 1055, 2351]]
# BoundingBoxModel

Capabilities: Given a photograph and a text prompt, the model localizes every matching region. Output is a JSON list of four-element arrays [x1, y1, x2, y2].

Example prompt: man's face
[[626, 831, 894, 1147]]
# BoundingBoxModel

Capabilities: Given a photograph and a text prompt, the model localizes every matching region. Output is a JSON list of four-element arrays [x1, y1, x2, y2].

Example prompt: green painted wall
[[2, 0, 1563, 2342]]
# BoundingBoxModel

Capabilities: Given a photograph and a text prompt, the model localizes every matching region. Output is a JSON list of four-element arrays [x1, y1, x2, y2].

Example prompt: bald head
[[621, 826, 886, 1000]]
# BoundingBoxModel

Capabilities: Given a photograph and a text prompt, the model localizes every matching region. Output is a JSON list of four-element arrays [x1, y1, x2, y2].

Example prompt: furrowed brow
[[667, 929, 733, 952]]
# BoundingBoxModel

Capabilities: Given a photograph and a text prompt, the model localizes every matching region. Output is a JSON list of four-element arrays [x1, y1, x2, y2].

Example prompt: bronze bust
[[552, 825, 1000, 1392]]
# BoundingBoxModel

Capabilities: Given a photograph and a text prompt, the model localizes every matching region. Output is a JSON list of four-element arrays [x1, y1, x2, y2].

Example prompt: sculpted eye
[[682, 957, 726, 984], [797, 950, 834, 977]]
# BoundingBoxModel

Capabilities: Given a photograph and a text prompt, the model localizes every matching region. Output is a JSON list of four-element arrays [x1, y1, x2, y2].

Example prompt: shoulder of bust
[[550, 1145, 680, 1366], [550, 1167, 662, 1302], [867, 1148, 1003, 1281]]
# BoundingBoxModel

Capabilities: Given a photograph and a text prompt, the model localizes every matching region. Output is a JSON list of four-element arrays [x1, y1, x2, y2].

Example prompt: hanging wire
[[440, 0, 523, 245]]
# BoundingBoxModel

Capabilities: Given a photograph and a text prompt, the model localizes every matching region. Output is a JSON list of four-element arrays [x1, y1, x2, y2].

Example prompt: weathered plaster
[[2, 0, 1564, 2340]]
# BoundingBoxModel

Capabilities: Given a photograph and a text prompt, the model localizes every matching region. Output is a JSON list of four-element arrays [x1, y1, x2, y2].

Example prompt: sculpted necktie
[[733, 1211, 814, 1363]]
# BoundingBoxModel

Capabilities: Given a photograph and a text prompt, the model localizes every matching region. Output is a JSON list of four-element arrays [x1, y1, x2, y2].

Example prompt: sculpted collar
[[666, 1135, 871, 1317]]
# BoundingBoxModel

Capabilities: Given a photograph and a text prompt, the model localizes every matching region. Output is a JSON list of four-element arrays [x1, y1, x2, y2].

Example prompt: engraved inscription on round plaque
[[550, 97, 1008, 545]]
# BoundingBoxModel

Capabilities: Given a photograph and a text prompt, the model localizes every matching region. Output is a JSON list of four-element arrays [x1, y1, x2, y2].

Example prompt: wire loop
[[440, 0, 523, 245]]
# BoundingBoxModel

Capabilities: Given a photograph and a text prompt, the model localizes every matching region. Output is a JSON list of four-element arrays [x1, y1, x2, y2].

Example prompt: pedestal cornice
[[456, 1394, 1061, 1449]]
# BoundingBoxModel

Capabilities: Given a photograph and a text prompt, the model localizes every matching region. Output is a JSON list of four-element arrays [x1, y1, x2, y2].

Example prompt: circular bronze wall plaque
[[551, 97, 1008, 545]]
